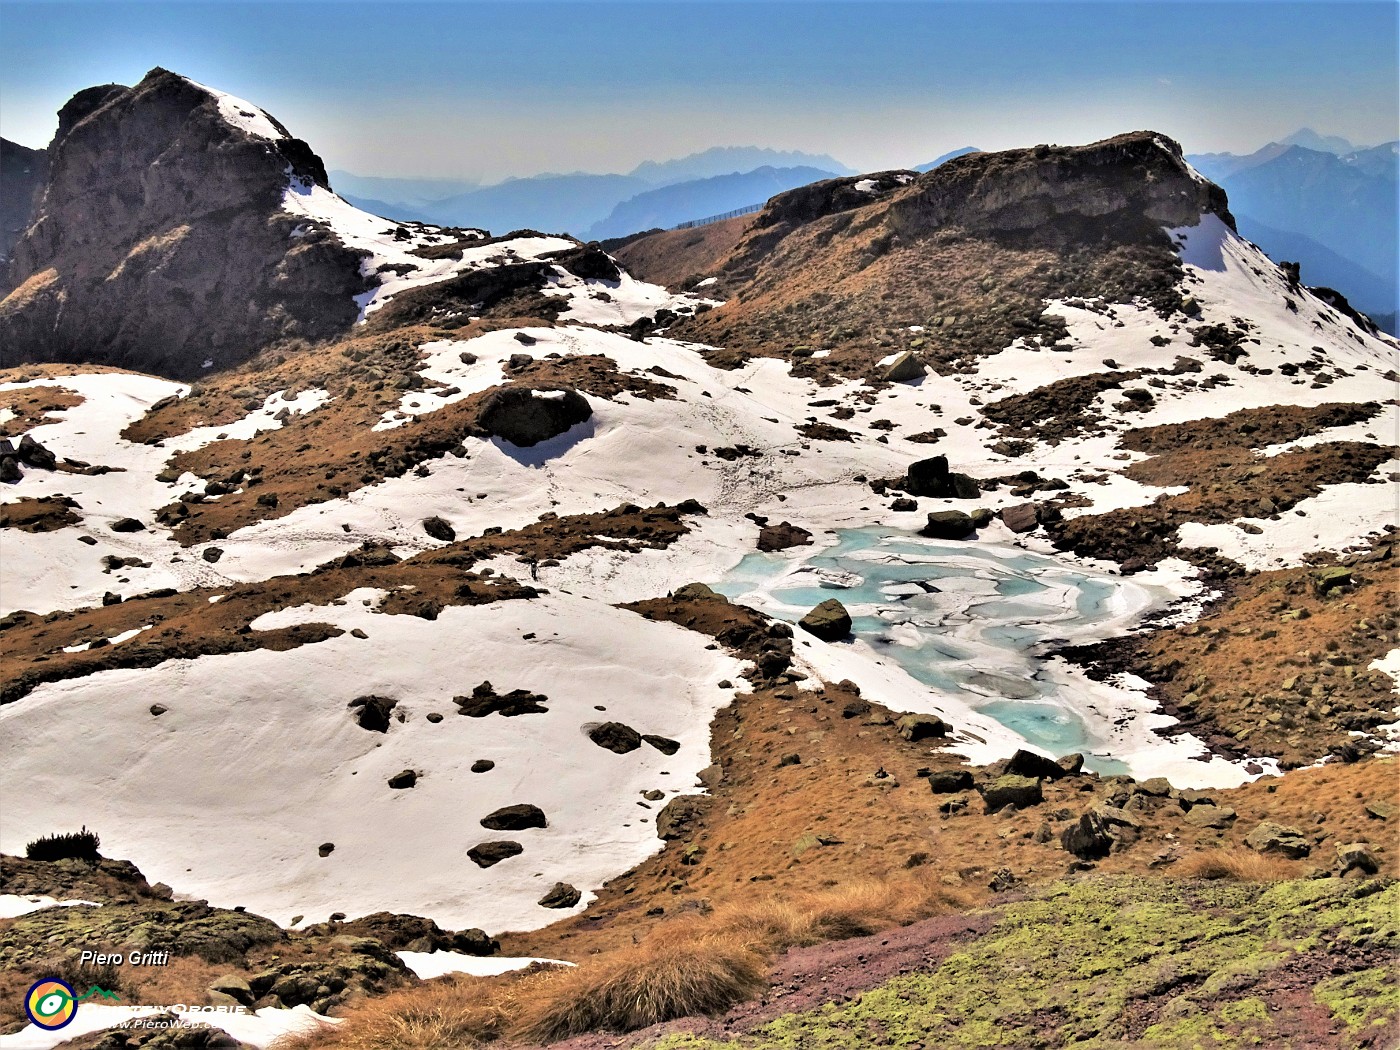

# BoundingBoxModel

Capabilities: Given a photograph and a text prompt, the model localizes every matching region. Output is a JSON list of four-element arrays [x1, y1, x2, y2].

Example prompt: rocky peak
[[889, 131, 1234, 238], [1, 67, 364, 377]]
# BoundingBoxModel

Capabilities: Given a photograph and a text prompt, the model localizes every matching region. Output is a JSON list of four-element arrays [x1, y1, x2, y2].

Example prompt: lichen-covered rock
[[897, 713, 951, 742], [1244, 820, 1312, 858], [980, 774, 1043, 812]]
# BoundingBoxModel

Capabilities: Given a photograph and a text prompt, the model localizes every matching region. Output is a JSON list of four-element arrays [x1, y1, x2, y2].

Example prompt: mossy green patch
[[1315, 967, 1399, 1033], [647, 875, 1398, 1050]]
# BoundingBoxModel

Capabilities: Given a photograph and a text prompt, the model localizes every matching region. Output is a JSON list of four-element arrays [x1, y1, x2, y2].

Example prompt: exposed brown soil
[[0, 384, 84, 436], [609, 214, 753, 291], [0, 502, 700, 703], [1063, 545, 1399, 767], [1046, 440, 1395, 571], [0, 494, 81, 531], [104, 326, 673, 545]]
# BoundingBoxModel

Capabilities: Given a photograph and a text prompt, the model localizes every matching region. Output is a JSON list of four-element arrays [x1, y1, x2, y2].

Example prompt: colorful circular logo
[[25, 979, 77, 1031]]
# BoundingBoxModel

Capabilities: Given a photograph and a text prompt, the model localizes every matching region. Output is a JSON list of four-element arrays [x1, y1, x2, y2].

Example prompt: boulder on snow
[[537, 882, 583, 909], [905, 455, 980, 499], [467, 840, 523, 868], [881, 351, 926, 382], [422, 516, 456, 542], [480, 803, 547, 831], [798, 598, 852, 641], [588, 721, 643, 754], [643, 733, 681, 755], [1000, 503, 1041, 534], [348, 695, 398, 733], [476, 385, 591, 447], [757, 521, 813, 551], [919, 510, 976, 539]]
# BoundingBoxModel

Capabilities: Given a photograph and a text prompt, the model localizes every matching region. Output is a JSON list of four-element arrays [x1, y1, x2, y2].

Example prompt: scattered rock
[[1244, 820, 1312, 858], [1005, 749, 1068, 780], [980, 774, 1043, 812], [422, 516, 456, 542], [657, 795, 711, 840], [927, 770, 974, 793], [470, 759, 495, 773], [1183, 804, 1237, 829], [387, 770, 417, 790], [480, 804, 547, 831], [897, 713, 951, 742], [538, 882, 582, 909], [109, 517, 145, 532], [757, 521, 813, 551], [455, 681, 549, 717], [588, 721, 643, 754], [468, 841, 523, 868], [890, 497, 918, 512], [798, 598, 852, 641], [1335, 842, 1379, 875], [149, 703, 167, 717], [318, 843, 335, 857], [920, 510, 975, 539]]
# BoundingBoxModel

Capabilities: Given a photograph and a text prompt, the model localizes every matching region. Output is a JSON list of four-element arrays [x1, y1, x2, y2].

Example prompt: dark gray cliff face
[[0, 138, 47, 268], [1, 68, 366, 378]]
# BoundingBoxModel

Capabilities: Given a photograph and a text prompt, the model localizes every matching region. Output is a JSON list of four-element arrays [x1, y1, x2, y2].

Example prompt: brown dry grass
[[1176, 848, 1299, 881], [273, 974, 519, 1050], [513, 932, 768, 1042]]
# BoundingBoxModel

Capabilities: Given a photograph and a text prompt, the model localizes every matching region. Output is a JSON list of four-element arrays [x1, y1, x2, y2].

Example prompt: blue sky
[[1, 1, 1396, 181]]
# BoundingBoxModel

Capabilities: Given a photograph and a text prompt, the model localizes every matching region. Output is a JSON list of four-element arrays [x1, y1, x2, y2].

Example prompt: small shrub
[[25, 826, 100, 862]]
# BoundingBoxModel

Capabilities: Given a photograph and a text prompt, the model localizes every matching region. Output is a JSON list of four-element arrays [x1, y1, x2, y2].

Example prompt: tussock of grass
[[1178, 848, 1297, 881], [513, 933, 768, 1042], [272, 975, 518, 1050]]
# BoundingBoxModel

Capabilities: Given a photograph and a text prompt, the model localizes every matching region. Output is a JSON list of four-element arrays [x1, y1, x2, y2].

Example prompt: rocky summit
[[0, 61, 1396, 1050]]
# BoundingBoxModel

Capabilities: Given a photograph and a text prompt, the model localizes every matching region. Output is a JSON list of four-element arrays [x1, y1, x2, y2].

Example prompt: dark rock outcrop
[[905, 456, 981, 499], [1, 68, 365, 377], [476, 384, 592, 447]]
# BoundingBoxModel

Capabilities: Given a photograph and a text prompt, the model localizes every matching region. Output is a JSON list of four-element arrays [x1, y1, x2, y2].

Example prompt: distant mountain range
[[584, 165, 841, 239], [336, 147, 854, 237], [1188, 134, 1398, 332]]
